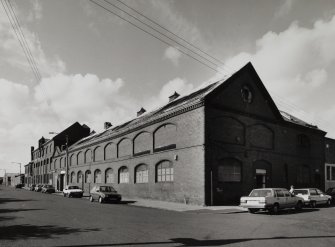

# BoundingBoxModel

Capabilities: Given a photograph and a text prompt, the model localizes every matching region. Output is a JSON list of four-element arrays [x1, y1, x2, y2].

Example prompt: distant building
[[325, 137, 335, 190], [25, 122, 90, 189], [25, 63, 327, 205]]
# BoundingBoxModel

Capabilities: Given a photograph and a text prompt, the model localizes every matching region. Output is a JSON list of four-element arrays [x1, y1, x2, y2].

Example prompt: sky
[[1, 0, 335, 175]]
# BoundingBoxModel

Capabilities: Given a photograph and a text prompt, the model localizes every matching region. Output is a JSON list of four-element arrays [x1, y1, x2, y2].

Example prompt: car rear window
[[100, 186, 116, 192], [249, 189, 272, 197], [68, 186, 79, 189], [294, 190, 308, 195]]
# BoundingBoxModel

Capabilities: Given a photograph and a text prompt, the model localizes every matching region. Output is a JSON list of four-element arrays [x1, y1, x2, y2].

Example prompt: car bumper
[[69, 192, 83, 197], [240, 203, 271, 209], [103, 196, 122, 202]]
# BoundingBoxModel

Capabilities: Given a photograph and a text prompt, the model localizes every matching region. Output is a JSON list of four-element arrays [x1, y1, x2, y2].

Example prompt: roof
[[65, 62, 322, 151]]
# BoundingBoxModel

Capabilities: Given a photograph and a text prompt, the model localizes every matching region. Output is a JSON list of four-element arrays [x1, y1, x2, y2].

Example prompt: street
[[1, 186, 335, 247]]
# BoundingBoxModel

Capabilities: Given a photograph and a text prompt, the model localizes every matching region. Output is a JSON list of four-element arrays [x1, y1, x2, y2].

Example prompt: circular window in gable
[[241, 85, 253, 103]]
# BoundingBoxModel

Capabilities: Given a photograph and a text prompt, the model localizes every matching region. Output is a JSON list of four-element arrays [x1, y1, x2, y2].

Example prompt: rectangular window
[[157, 168, 173, 182], [327, 166, 331, 180]]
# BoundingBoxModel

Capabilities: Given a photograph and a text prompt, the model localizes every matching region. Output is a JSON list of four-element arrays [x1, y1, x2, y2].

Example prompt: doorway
[[256, 169, 267, 188]]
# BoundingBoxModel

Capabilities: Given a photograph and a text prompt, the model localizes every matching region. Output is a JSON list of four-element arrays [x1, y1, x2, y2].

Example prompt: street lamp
[[49, 132, 69, 187], [11, 162, 21, 175]]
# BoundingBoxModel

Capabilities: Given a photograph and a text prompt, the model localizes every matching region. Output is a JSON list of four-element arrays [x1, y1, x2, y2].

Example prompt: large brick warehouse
[[25, 62, 326, 205]]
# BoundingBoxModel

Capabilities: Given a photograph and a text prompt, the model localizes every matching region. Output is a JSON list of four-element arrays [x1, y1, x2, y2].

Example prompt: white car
[[240, 188, 303, 214], [293, 188, 332, 207], [63, 185, 84, 198]]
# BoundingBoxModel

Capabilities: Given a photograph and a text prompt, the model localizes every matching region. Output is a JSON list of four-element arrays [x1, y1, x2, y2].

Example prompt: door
[[256, 169, 267, 188]]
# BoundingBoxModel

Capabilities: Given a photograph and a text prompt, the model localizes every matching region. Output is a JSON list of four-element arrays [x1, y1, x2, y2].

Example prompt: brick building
[[325, 137, 335, 190], [26, 63, 326, 205]]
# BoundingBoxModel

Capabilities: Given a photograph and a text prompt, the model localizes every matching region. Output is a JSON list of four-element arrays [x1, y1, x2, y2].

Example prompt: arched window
[[154, 124, 177, 152], [70, 154, 76, 167], [77, 151, 84, 165], [119, 166, 129, 183], [212, 117, 245, 144], [85, 170, 91, 183], [134, 132, 151, 156], [218, 158, 242, 182], [104, 143, 116, 160], [249, 124, 274, 149], [105, 168, 114, 184], [53, 159, 57, 170], [135, 164, 148, 183], [77, 171, 83, 183], [85, 149, 92, 163], [94, 146, 103, 162], [70, 171, 75, 183], [156, 160, 173, 182], [118, 139, 132, 157], [94, 169, 102, 183]]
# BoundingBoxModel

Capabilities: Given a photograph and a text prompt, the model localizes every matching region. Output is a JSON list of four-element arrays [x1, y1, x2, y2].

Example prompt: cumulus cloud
[[164, 46, 182, 66], [218, 15, 335, 136], [0, 4, 65, 79]]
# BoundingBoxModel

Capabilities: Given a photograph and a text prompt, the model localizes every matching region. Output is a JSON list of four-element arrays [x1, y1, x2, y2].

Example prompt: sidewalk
[[52, 190, 246, 213]]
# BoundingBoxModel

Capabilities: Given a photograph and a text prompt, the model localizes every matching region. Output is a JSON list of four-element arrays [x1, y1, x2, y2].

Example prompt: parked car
[[240, 188, 303, 214], [41, 185, 56, 194], [63, 185, 83, 198], [293, 188, 332, 207], [34, 184, 43, 192], [15, 184, 23, 189], [89, 185, 122, 203], [326, 187, 335, 203], [29, 184, 36, 191]]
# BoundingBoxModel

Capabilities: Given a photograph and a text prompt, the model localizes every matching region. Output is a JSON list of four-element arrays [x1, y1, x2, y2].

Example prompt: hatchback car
[[294, 188, 332, 207], [89, 185, 122, 203], [326, 187, 335, 203], [63, 185, 84, 198], [34, 184, 43, 192], [240, 188, 303, 214], [41, 185, 56, 194]]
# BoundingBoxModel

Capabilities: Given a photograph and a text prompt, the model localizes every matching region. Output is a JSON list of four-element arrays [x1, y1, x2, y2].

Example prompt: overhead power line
[[90, 0, 230, 76], [1, 0, 41, 82]]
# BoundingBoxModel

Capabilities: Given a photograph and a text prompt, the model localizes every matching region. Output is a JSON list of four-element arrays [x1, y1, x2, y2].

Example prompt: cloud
[[0, 3, 65, 79], [275, 0, 295, 19], [27, 0, 43, 21], [164, 46, 182, 66], [218, 15, 335, 136]]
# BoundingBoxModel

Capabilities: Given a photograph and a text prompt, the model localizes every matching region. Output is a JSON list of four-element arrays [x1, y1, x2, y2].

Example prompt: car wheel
[[68, 193, 72, 198], [326, 199, 331, 207], [63, 193, 66, 197], [295, 201, 303, 211], [271, 204, 279, 214], [99, 197, 103, 204], [310, 201, 316, 208], [90, 196, 94, 202], [248, 208, 258, 214]]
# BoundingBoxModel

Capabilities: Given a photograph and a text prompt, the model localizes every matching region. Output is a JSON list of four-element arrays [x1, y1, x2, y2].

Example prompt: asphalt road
[[1, 185, 335, 247]]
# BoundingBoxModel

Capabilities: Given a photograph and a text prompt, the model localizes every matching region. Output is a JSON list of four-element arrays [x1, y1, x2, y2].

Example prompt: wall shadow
[[0, 198, 35, 204], [0, 224, 100, 240], [53, 235, 335, 247]]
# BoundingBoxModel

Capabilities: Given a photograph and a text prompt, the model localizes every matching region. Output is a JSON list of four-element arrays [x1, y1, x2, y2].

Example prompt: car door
[[309, 189, 320, 204], [316, 189, 328, 204], [283, 190, 295, 207], [275, 189, 286, 207]]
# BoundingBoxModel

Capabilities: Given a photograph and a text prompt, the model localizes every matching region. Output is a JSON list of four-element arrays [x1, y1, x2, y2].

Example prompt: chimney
[[31, 146, 34, 161], [168, 91, 180, 102], [137, 107, 146, 117], [104, 122, 112, 130]]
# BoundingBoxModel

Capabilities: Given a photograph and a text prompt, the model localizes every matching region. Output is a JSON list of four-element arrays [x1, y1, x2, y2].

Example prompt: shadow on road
[[0, 197, 35, 204], [0, 216, 17, 222], [0, 208, 44, 214], [53, 235, 335, 247], [254, 208, 319, 215], [0, 224, 100, 240]]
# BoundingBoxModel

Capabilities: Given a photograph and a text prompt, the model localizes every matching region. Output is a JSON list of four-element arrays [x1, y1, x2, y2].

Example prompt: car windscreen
[[294, 190, 308, 195], [99, 186, 116, 192], [249, 189, 272, 197], [68, 186, 79, 190]]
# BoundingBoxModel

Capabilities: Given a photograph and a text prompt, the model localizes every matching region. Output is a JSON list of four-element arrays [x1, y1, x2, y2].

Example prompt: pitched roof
[[66, 62, 322, 151]]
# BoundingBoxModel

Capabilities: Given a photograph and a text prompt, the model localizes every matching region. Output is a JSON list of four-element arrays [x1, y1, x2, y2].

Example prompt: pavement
[[23, 186, 246, 213]]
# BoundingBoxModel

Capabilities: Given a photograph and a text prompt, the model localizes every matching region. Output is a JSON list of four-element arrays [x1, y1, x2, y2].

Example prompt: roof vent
[[168, 91, 180, 102], [137, 107, 146, 117], [104, 122, 112, 130]]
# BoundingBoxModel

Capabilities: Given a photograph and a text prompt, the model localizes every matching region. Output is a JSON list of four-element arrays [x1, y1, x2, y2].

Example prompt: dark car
[[29, 184, 36, 191], [326, 187, 335, 203], [41, 185, 55, 194], [89, 185, 122, 203], [15, 184, 23, 189]]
